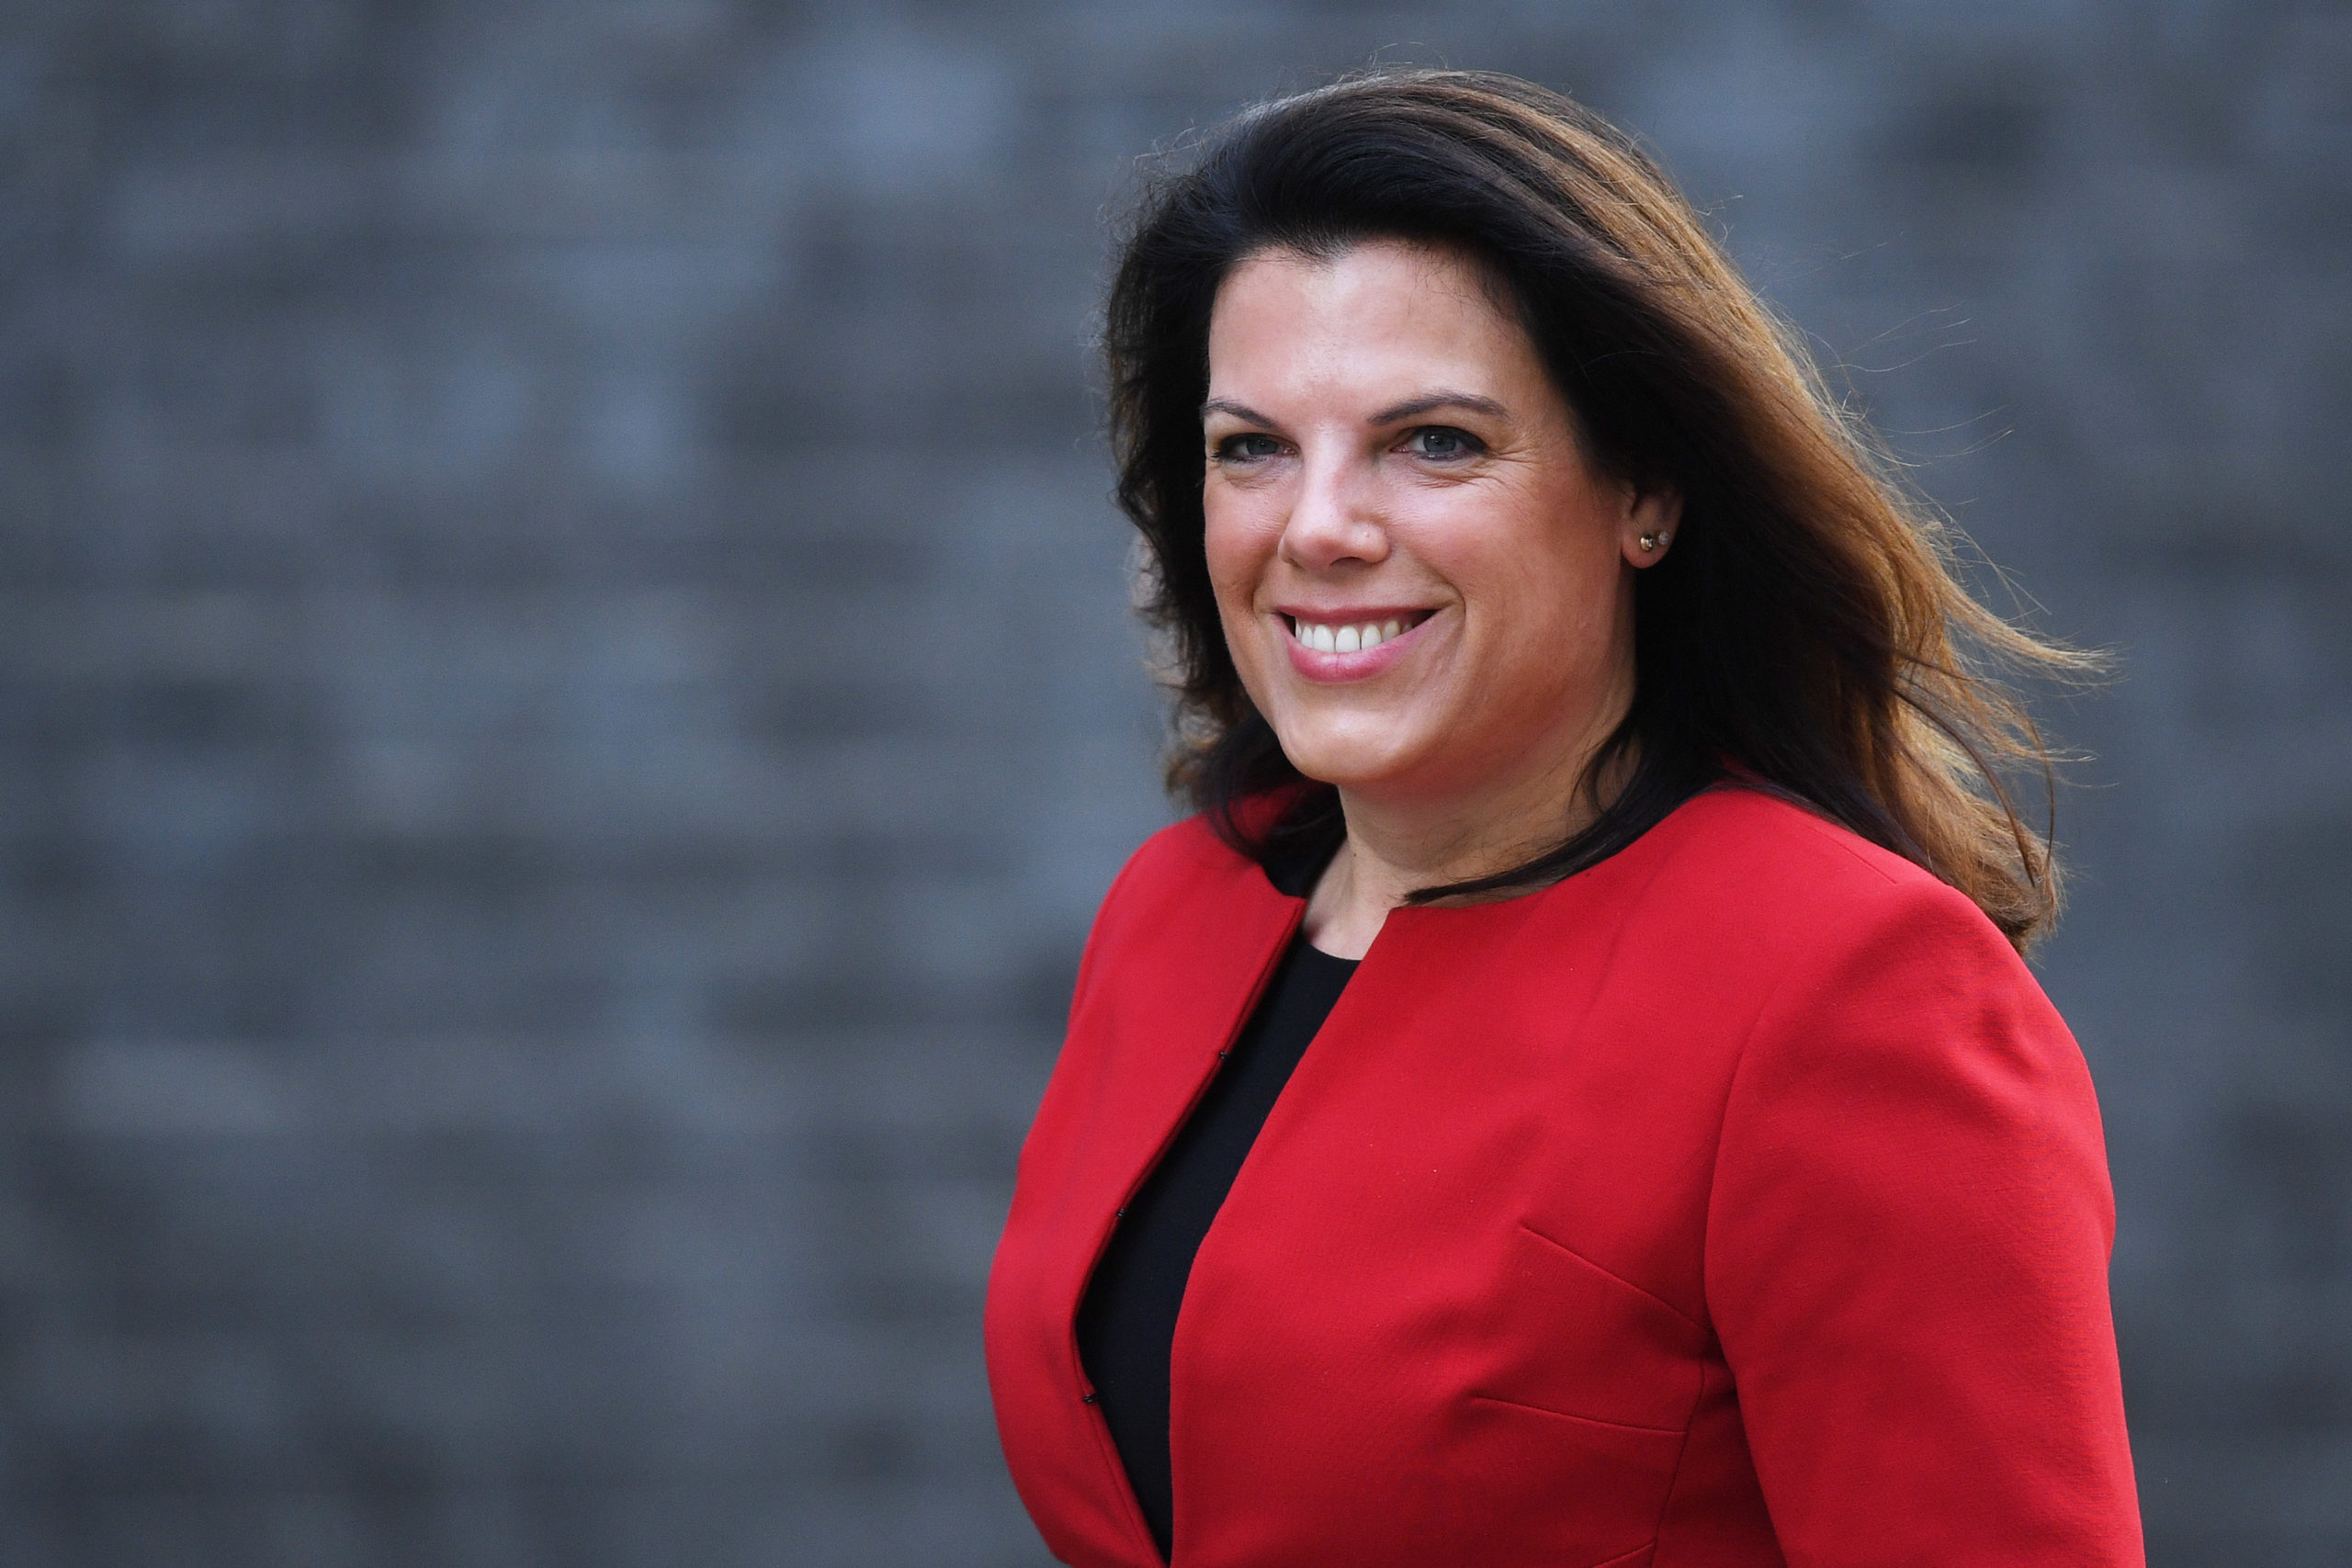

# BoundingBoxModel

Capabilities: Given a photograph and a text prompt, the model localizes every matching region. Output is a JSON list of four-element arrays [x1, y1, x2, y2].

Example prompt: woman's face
[[1203, 239, 1672, 815]]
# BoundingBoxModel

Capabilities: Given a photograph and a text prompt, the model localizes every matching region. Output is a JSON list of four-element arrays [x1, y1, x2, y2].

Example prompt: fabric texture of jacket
[[985, 787, 2143, 1567]]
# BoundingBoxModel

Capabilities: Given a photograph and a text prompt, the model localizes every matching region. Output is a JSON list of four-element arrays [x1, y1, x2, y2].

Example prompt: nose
[[1279, 446, 1388, 572]]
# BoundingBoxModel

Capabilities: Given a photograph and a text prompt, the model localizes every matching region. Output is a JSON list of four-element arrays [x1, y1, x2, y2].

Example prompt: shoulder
[[1624, 784, 2018, 977], [1634, 788, 2089, 1143], [1093, 811, 1261, 924], [1586, 785, 2064, 1089], [1642, 784, 1961, 908], [1644, 793, 2112, 1265], [1068, 811, 1273, 1008], [1114, 810, 1250, 883]]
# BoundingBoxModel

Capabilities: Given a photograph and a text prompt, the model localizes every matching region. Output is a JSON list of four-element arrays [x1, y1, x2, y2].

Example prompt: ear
[[1620, 486, 1684, 568]]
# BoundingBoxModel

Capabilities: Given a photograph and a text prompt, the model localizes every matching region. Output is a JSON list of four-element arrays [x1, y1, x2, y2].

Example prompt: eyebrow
[[1198, 391, 1510, 426], [1367, 391, 1508, 425]]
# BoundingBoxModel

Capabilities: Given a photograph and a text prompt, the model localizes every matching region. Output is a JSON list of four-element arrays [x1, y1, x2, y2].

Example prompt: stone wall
[[0, 3, 2346, 1563]]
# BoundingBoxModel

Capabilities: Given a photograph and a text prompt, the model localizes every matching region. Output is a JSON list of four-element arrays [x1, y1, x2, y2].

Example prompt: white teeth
[[1295, 617, 1413, 654]]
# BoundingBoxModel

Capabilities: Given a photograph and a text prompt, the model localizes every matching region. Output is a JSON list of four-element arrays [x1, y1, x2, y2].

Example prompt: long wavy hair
[[1105, 70, 2094, 950]]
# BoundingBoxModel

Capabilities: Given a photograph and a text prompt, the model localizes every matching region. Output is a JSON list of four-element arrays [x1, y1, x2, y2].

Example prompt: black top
[[1074, 861, 1357, 1562]]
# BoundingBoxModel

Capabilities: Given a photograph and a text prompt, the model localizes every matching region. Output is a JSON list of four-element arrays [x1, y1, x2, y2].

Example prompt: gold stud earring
[[1639, 529, 1668, 552]]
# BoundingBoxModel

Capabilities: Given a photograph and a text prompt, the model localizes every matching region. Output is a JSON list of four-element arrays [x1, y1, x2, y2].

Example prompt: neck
[[1300, 682, 1635, 960]]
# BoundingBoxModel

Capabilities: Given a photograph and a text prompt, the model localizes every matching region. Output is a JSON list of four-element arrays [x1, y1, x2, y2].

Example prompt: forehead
[[1205, 240, 1540, 399]]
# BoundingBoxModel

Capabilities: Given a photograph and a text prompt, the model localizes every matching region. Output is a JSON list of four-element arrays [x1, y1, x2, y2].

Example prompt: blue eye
[[1407, 426, 1483, 460], [1216, 433, 1283, 461]]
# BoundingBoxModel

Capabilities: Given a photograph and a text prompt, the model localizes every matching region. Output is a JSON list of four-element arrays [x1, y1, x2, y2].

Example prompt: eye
[[1214, 432, 1284, 463], [1402, 425, 1485, 461]]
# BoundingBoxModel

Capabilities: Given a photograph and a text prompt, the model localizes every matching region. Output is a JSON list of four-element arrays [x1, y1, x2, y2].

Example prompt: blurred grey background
[[0, 2, 2346, 1564]]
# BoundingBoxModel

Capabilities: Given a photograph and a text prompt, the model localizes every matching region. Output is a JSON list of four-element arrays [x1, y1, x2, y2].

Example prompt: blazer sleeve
[[1703, 874, 2144, 1566]]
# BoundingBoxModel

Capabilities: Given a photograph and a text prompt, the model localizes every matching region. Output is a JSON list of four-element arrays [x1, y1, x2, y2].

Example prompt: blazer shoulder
[[1602, 786, 2046, 1038], [1097, 811, 1259, 918], [1641, 789, 2071, 1100], [1642, 785, 2001, 950], [1069, 812, 1268, 1010]]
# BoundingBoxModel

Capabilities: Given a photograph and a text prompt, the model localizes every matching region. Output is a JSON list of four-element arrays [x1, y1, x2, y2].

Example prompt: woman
[[986, 71, 2142, 1567]]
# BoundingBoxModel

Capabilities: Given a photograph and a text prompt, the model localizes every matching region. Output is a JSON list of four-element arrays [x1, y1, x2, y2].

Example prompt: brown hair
[[1105, 70, 2095, 950]]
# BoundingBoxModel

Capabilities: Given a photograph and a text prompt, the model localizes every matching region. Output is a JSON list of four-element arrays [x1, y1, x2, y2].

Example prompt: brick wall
[[0, 3, 2346, 1563]]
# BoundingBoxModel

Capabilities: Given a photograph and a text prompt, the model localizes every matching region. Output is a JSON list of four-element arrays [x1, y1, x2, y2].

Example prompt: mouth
[[1282, 609, 1435, 655]]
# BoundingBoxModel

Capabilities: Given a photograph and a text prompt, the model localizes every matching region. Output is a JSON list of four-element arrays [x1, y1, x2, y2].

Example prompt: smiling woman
[[986, 70, 2143, 1568], [1201, 241, 1672, 959]]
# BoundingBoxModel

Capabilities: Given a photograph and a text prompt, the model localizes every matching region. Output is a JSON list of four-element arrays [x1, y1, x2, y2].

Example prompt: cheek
[[1202, 491, 1272, 606], [1440, 499, 1623, 680]]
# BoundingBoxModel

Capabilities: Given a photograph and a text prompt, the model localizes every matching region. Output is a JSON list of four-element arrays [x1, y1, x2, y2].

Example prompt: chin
[[1269, 721, 1424, 794]]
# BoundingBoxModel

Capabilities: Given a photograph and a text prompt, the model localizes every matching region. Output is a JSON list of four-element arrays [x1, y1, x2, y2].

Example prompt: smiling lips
[[1279, 609, 1435, 677]]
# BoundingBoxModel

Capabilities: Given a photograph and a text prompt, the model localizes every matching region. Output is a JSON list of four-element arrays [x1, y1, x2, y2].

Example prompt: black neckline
[[1261, 818, 1346, 900]]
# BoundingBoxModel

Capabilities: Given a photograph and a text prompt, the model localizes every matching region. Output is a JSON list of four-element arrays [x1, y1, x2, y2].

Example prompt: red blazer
[[986, 788, 2143, 1567]]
